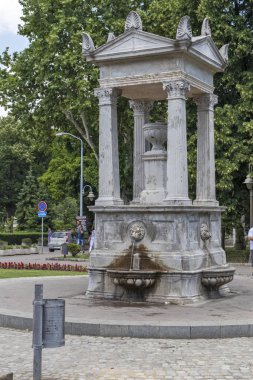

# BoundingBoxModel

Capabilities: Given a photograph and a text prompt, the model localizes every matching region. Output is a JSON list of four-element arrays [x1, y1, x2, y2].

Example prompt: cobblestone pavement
[[1, 328, 253, 379]]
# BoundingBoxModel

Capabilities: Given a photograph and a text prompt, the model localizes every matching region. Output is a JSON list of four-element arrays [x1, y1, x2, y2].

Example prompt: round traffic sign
[[38, 201, 47, 212]]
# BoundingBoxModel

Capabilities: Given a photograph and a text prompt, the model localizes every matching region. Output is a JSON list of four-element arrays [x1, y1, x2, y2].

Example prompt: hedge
[[0, 232, 41, 245]]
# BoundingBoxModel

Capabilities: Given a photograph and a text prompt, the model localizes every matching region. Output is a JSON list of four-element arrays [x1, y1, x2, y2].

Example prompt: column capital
[[129, 99, 154, 116], [163, 80, 190, 99], [193, 93, 218, 110], [94, 87, 121, 105]]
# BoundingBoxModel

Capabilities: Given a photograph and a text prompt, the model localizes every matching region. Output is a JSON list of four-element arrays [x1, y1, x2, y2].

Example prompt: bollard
[[61, 243, 68, 258]]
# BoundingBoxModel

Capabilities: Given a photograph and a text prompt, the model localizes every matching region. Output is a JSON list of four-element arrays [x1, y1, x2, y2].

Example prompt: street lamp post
[[243, 167, 253, 228], [56, 132, 84, 217]]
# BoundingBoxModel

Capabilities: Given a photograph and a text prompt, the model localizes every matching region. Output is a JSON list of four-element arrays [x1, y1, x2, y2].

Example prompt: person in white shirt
[[248, 227, 253, 267], [89, 228, 95, 254]]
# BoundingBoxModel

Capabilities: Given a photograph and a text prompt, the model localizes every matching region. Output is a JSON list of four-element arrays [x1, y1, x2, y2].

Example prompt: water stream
[[130, 241, 140, 271]]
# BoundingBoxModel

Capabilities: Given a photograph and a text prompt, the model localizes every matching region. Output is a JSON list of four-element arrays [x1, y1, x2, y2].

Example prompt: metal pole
[[41, 217, 44, 254], [56, 132, 84, 217], [250, 189, 253, 228], [33, 284, 44, 380], [80, 140, 84, 217]]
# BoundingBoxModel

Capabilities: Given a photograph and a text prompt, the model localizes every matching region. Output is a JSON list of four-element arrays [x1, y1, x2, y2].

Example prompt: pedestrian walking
[[47, 228, 52, 244], [70, 228, 77, 243], [77, 221, 85, 252]]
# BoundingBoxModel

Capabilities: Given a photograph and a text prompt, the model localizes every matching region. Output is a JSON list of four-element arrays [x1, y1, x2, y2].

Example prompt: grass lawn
[[55, 253, 90, 260], [0, 269, 87, 279]]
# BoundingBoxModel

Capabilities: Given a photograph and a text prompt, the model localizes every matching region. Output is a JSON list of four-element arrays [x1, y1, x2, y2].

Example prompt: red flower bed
[[0, 261, 87, 272]]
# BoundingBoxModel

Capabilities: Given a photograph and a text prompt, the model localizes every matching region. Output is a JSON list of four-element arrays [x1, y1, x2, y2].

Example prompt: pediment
[[85, 30, 176, 62], [190, 37, 226, 67]]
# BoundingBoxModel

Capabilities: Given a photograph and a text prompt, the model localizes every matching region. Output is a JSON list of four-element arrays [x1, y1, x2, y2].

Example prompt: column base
[[95, 197, 123, 206], [140, 189, 167, 204], [130, 198, 141, 205], [193, 199, 219, 207], [163, 197, 192, 206]]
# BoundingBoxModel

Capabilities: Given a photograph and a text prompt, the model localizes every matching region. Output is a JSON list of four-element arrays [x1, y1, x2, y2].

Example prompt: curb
[[1, 312, 253, 339]]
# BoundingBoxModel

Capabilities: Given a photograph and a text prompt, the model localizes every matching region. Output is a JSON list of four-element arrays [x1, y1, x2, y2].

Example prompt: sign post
[[37, 202, 47, 254], [33, 284, 44, 380]]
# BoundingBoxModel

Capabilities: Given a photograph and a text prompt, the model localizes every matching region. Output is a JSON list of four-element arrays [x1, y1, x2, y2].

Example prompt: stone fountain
[[82, 12, 234, 303]]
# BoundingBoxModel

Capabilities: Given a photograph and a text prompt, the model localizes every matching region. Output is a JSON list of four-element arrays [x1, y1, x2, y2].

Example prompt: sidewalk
[[0, 249, 88, 265], [0, 264, 253, 339]]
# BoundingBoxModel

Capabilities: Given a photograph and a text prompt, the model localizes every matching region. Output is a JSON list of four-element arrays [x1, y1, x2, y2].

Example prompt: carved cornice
[[193, 94, 218, 110], [163, 80, 190, 99], [99, 72, 214, 96], [129, 100, 154, 116], [94, 88, 121, 105]]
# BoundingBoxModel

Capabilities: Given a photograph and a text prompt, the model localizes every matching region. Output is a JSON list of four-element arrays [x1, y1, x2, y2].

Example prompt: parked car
[[48, 231, 68, 252]]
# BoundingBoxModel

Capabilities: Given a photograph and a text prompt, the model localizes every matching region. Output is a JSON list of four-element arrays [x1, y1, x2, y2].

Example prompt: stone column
[[129, 100, 154, 202], [163, 80, 191, 205], [193, 94, 219, 206], [94, 87, 123, 205]]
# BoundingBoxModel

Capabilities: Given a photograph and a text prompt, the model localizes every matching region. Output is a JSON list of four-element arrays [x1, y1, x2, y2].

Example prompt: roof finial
[[82, 33, 95, 54], [176, 16, 192, 40], [125, 11, 142, 32], [201, 18, 211, 36], [107, 32, 116, 43], [219, 44, 229, 62]]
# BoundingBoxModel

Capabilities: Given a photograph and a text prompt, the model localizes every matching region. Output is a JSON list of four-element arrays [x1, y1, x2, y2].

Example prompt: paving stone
[[0, 328, 253, 379]]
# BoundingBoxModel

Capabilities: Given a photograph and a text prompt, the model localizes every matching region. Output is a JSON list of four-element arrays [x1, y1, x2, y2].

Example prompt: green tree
[[51, 196, 78, 230], [16, 170, 53, 231], [0, 0, 252, 229], [0, 0, 152, 202], [197, 0, 253, 228], [15, 169, 40, 230], [39, 138, 98, 202], [0, 117, 33, 217]]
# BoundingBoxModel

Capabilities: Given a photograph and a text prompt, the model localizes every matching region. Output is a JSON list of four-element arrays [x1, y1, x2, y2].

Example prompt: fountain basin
[[201, 267, 235, 298], [107, 269, 164, 290]]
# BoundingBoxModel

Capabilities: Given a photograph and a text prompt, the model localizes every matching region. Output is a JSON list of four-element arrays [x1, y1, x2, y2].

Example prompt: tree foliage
[[51, 196, 78, 230], [0, 0, 252, 230], [15, 169, 52, 230], [0, 117, 33, 217]]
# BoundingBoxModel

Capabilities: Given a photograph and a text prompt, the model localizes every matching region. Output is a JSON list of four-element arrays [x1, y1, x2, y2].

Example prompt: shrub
[[0, 232, 41, 245], [21, 238, 33, 246], [0, 240, 8, 247], [37, 238, 48, 246], [67, 243, 80, 257]]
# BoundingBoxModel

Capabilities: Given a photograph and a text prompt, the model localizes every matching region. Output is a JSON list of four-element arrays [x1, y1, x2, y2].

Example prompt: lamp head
[[56, 132, 65, 136], [243, 174, 253, 190], [87, 191, 95, 202]]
